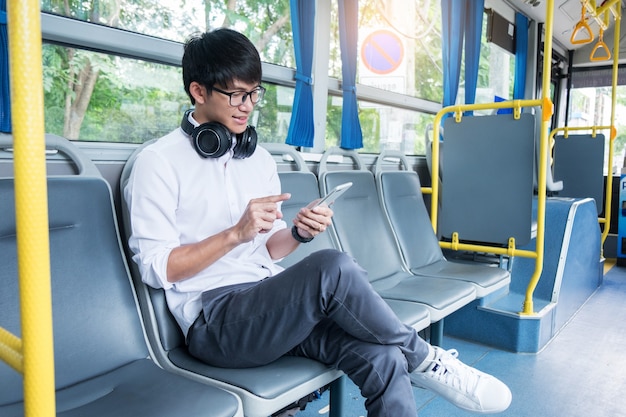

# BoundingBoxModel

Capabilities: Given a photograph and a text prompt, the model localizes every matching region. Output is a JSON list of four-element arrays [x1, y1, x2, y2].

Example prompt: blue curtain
[[441, 0, 484, 125], [0, 0, 10, 132], [463, 0, 484, 115], [513, 12, 528, 100], [441, 0, 465, 110], [337, 0, 362, 149], [285, 0, 315, 147]]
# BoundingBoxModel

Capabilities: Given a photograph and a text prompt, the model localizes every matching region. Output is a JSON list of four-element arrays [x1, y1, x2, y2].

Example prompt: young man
[[124, 28, 511, 417]]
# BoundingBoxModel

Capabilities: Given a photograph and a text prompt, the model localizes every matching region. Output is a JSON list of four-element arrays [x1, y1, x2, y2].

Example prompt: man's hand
[[293, 204, 333, 239], [235, 193, 291, 243]]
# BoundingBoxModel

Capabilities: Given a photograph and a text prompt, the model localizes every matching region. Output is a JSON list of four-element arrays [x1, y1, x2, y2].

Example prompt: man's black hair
[[182, 28, 262, 105]]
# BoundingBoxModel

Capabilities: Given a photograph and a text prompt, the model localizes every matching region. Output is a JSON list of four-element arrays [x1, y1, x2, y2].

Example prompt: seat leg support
[[329, 375, 346, 417], [430, 319, 444, 346]]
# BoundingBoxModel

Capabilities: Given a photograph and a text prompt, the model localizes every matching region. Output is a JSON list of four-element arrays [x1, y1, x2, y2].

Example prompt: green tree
[[42, 0, 293, 142]]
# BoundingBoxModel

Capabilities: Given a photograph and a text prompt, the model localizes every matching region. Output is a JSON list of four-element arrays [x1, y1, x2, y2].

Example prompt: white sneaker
[[410, 347, 512, 414]]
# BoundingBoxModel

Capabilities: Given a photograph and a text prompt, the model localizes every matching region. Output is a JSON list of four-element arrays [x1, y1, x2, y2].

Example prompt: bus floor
[[295, 261, 626, 417]]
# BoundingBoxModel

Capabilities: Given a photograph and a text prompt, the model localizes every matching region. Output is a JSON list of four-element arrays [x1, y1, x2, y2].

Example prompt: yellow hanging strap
[[570, 2, 593, 44], [590, 27, 611, 61]]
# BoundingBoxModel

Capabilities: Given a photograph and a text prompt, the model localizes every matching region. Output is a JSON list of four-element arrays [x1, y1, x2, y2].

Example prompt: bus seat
[[262, 143, 431, 332], [318, 147, 476, 345], [535, 113, 564, 193], [374, 150, 511, 298], [424, 123, 443, 182], [261, 143, 339, 269], [0, 134, 243, 417], [552, 133, 605, 214], [119, 140, 343, 417], [438, 113, 536, 246]]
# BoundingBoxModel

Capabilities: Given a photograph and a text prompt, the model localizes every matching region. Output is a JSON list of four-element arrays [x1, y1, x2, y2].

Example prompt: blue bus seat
[[439, 113, 536, 246], [261, 143, 339, 269], [0, 134, 243, 417], [553, 133, 605, 214], [120, 140, 343, 417], [374, 150, 511, 298], [262, 143, 431, 332], [317, 147, 476, 345], [534, 112, 563, 193], [424, 123, 443, 181]]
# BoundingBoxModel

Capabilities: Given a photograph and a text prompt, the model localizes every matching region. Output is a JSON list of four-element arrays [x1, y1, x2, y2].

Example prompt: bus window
[[329, 0, 443, 103], [41, 0, 294, 67], [568, 85, 626, 175], [43, 41, 293, 145], [325, 96, 434, 155], [474, 40, 515, 112], [43, 44, 188, 143], [255, 84, 297, 144]]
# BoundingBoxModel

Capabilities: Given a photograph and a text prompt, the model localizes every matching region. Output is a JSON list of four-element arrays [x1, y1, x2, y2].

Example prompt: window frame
[[41, 8, 443, 154]]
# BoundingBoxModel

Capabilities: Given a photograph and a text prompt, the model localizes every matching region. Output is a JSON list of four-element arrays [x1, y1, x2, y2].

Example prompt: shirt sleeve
[[124, 148, 179, 290]]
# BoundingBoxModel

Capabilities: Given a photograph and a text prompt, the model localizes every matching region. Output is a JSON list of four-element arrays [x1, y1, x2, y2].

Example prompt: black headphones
[[180, 109, 257, 159]]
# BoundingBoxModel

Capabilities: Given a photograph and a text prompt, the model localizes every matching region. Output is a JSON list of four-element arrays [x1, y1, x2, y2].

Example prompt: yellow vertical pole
[[522, 0, 554, 314], [602, 5, 621, 251], [7, 0, 56, 415]]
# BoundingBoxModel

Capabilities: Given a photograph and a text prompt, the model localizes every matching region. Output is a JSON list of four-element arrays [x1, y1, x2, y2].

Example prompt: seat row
[[0, 135, 510, 417], [0, 135, 339, 417], [265, 144, 511, 346]]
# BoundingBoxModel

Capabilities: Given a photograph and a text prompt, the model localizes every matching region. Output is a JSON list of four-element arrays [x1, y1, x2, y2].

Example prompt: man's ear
[[189, 82, 208, 105]]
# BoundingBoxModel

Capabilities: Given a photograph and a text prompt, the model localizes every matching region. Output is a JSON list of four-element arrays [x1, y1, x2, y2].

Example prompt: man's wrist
[[291, 225, 314, 243]]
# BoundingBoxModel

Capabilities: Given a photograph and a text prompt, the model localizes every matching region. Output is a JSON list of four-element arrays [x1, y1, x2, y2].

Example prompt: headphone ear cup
[[193, 123, 232, 158], [180, 110, 254, 159], [233, 126, 257, 159]]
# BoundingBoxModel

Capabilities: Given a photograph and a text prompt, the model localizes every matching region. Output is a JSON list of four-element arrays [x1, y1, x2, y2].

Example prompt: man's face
[[199, 79, 262, 135]]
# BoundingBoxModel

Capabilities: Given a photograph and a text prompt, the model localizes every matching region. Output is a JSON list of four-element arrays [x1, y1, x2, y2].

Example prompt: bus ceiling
[[505, 0, 626, 67]]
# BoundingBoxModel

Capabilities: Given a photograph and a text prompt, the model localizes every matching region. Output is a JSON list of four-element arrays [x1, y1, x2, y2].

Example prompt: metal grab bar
[[426, 0, 558, 316], [0, 0, 56, 416]]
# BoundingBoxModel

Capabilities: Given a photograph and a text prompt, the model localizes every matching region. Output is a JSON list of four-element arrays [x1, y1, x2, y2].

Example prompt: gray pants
[[188, 249, 429, 417]]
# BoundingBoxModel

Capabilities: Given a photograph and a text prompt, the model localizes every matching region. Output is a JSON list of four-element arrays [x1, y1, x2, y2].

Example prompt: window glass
[[43, 43, 292, 143], [43, 44, 187, 143], [40, 0, 295, 67], [255, 84, 296, 144], [471, 16, 515, 112], [325, 95, 434, 155], [569, 86, 626, 175], [329, 0, 443, 103]]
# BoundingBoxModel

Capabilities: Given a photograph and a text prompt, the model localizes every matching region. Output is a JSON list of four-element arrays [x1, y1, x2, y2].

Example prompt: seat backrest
[[374, 150, 446, 269], [318, 147, 407, 283], [0, 135, 148, 405], [438, 113, 535, 246], [118, 138, 187, 357], [424, 123, 443, 181], [534, 113, 564, 193], [553, 133, 605, 213], [260, 144, 336, 268]]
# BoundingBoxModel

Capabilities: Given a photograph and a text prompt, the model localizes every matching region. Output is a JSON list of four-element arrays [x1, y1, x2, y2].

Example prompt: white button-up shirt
[[124, 126, 286, 336]]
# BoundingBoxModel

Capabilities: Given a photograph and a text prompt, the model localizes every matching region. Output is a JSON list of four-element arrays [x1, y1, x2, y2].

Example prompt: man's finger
[[254, 193, 291, 204]]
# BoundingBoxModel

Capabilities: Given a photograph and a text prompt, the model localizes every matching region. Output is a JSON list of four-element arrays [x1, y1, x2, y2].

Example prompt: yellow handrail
[[549, 125, 616, 251], [606, 5, 621, 257], [427, 98, 551, 316], [584, 0, 621, 30], [426, 0, 557, 315], [2, 0, 56, 416], [426, 0, 620, 314]]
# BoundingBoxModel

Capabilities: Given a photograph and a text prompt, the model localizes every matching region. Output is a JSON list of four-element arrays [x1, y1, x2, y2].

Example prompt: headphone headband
[[181, 109, 257, 159]]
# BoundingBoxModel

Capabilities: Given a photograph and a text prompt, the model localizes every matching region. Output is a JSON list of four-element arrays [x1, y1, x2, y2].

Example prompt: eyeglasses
[[210, 85, 266, 107]]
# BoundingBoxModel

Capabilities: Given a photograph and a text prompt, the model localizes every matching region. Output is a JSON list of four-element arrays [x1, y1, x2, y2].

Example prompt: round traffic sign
[[361, 30, 404, 74]]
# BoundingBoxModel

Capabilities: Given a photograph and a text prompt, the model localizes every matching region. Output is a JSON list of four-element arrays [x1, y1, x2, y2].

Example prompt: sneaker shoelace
[[429, 348, 481, 397]]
